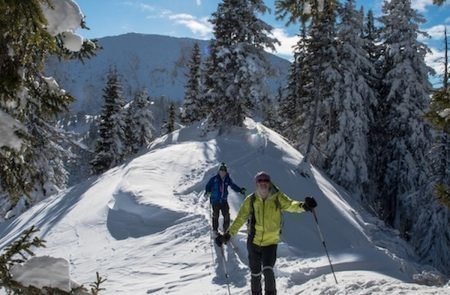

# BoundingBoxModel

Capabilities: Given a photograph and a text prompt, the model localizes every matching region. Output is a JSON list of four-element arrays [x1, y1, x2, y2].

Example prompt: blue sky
[[75, 0, 449, 76]]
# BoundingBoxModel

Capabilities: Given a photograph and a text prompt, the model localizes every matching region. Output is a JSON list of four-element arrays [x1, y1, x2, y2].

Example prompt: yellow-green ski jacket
[[228, 186, 305, 246]]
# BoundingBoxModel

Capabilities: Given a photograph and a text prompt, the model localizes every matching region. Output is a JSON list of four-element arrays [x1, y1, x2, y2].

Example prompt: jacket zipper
[[220, 179, 225, 201], [260, 198, 265, 245]]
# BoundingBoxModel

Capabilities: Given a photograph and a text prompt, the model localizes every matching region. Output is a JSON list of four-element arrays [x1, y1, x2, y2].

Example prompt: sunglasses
[[257, 179, 270, 183]]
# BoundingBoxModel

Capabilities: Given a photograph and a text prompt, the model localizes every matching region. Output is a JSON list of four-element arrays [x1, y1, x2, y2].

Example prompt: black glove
[[215, 234, 224, 247], [214, 233, 231, 247], [223, 232, 231, 243], [240, 187, 247, 195], [302, 196, 317, 212], [215, 234, 223, 247]]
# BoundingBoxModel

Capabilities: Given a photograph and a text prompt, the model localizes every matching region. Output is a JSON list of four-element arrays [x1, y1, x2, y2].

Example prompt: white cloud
[[139, 3, 155, 12], [412, 0, 433, 12], [446, 17, 450, 23], [145, 8, 173, 19], [168, 14, 212, 38], [136, 2, 212, 38], [422, 25, 446, 40], [426, 47, 445, 78], [269, 28, 299, 61]]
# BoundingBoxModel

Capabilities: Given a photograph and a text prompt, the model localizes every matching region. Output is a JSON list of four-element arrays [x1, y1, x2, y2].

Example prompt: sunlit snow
[[0, 119, 448, 294]]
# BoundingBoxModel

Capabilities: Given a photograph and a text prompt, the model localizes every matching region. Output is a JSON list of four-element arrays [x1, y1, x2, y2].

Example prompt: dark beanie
[[219, 162, 227, 172]]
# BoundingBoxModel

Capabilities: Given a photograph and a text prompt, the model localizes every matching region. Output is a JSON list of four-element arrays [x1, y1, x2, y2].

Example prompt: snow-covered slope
[[0, 119, 448, 294], [45, 33, 290, 114]]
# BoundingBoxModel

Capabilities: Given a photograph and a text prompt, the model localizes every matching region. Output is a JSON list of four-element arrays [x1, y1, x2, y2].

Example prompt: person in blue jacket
[[205, 163, 246, 236]]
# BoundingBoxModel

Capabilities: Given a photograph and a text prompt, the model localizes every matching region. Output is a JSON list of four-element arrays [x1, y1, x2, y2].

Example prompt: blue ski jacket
[[205, 174, 241, 204]]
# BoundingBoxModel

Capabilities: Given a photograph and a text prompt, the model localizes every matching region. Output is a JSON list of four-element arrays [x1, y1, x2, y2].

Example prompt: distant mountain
[[45, 33, 290, 115]]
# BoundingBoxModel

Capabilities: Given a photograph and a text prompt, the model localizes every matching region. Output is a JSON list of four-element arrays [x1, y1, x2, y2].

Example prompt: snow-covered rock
[[10, 256, 85, 293]]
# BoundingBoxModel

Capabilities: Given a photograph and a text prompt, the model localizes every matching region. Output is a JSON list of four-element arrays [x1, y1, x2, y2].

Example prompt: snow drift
[[0, 119, 448, 294]]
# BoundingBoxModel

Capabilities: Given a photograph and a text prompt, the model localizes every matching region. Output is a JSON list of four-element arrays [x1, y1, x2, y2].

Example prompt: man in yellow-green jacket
[[215, 171, 317, 295]]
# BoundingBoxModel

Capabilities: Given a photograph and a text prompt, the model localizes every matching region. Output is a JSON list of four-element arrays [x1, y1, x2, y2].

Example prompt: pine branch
[[435, 184, 450, 209], [0, 226, 46, 292], [432, 0, 446, 5], [89, 272, 107, 295], [0, 226, 108, 294]]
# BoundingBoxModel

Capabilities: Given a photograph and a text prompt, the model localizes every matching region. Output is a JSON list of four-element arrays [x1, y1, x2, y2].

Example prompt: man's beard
[[257, 187, 270, 199]]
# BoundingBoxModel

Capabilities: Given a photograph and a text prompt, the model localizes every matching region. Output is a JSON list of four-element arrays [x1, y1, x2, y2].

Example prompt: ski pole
[[207, 192, 231, 294], [219, 244, 232, 295], [207, 193, 215, 266], [311, 208, 338, 284]]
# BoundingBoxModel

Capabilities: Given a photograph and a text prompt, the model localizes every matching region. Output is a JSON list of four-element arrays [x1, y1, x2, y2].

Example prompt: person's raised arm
[[278, 192, 304, 213], [278, 192, 317, 213], [229, 176, 246, 195]]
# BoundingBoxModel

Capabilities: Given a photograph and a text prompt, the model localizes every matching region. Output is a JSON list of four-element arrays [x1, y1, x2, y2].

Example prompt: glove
[[240, 187, 247, 195], [302, 196, 317, 212], [214, 233, 231, 247], [206, 192, 212, 202], [223, 232, 231, 243], [215, 234, 224, 247]]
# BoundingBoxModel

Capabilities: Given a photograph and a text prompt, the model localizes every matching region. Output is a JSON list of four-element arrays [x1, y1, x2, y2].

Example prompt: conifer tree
[[271, 86, 285, 134], [407, 26, 450, 279], [0, 1, 96, 205], [276, 0, 340, 168], [275, 0, 312, 26], [90, 69, 127, 174], [373, 0, 433, 226], [284, 24, 312, 148], [424, 27, 449, 209], [323, 0, 377, 196], [279, 49, 301, 142], [163, 103, 177, 134], [260, 95, 277, 129], [407, 180, 450, 276], [363, 9, 381, 61], [207, 0, 278, 131], [126, 90, 155, 155], [181, 43, 203, 124], [201, 41, 219, 131], [363, 9, 383, 197], [298, 1, 340, 167], [362, 8, 383, 93], [415, 76, 450, 274]]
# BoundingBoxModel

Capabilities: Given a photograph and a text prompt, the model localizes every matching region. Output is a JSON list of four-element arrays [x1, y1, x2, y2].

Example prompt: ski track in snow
[[0, 119, 449, 294]]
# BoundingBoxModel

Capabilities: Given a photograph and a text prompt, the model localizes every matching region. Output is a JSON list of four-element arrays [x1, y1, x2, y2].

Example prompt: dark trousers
[[212, 202, 230, 232], [247, 241, 277, 295]]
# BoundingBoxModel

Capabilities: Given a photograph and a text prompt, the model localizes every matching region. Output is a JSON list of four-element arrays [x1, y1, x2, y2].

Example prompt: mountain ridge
[[45, 33, 290, 115]]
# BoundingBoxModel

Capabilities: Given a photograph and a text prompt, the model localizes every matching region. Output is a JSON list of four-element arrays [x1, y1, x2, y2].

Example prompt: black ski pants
[[247, 241, 277, 295], [212, 202, 230, 232]]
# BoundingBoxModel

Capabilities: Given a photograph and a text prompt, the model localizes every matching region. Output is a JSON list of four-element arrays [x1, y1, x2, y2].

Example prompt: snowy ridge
[[44, 33, 290, 115], [0, 119, 448, 294]]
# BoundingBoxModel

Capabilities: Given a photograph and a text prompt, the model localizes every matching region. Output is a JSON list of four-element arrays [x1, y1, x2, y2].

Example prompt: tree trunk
[[303, 76, 321, 164]]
